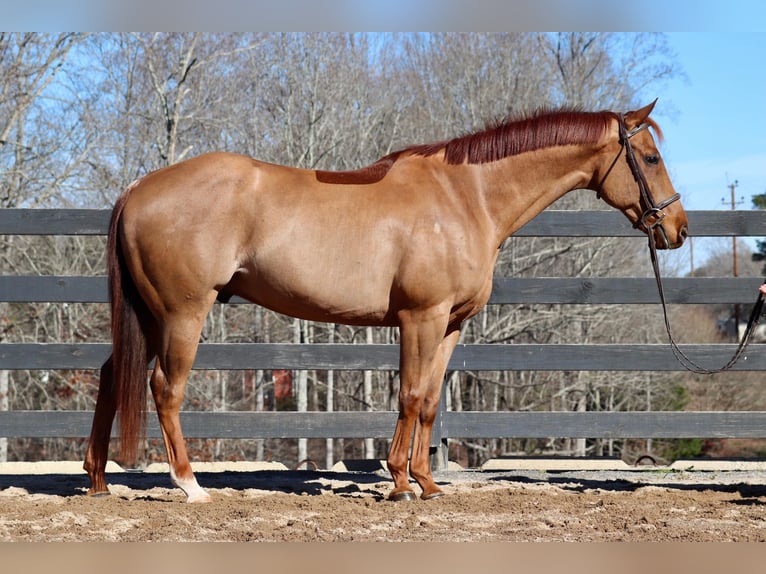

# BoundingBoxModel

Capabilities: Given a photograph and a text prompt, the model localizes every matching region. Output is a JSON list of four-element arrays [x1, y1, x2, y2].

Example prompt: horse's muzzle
[[654, 221, 688, 250]]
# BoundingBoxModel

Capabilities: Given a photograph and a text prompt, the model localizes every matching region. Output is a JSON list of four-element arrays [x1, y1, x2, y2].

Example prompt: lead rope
[[617, 117, 765, 374], [647, 229, 766, 374]]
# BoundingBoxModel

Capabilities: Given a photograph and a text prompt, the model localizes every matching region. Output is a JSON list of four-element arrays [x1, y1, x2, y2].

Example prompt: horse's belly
[[226, 268, 398, 326]]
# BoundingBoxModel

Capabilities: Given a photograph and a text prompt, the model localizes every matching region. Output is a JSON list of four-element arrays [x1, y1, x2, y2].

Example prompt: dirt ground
[[3, 461, 766, 542]]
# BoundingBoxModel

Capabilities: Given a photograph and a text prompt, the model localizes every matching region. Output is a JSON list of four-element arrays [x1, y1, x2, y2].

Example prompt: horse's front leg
[[387, 307, 451, 502], [408, 328, 460, 500]]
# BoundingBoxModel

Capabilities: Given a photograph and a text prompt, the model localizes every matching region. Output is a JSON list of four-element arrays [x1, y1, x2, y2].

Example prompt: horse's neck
[[472, 144, 599, 245]]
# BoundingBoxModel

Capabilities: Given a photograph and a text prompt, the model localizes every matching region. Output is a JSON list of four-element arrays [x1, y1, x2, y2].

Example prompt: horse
[[83, 100, 688, 503]]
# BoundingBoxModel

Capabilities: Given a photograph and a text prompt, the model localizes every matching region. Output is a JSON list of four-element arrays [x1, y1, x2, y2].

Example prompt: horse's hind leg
[[150, 310, 213, 503], [84, 355, 117, 496]]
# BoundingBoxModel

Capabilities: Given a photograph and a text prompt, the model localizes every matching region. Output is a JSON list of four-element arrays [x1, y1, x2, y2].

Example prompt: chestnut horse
[[84, 100, 688, 502]]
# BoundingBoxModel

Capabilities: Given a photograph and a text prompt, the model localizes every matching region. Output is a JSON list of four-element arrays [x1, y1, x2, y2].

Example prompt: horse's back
[[125, 152, 264, 206], [120, 152, 302, 246]]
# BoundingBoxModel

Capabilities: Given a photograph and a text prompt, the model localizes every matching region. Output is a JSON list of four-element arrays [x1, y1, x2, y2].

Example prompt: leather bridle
[[599, 118, 681, 249], [602, 114, 764, 374]]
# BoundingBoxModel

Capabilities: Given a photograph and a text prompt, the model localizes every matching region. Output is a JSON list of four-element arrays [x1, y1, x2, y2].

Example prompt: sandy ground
[[3, 460, 766, 542]]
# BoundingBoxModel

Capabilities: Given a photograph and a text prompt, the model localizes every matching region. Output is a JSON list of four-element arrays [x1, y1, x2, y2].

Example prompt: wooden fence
[[2, 208, 766, 467]]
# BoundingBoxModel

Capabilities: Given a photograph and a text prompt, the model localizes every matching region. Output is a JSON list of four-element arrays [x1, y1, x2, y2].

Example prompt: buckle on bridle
[[640, 207, 667, 230], [624, 122, 650, 141]]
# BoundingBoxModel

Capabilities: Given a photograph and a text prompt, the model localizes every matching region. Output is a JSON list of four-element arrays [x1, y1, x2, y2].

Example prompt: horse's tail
[[107, 182, 149, 465]]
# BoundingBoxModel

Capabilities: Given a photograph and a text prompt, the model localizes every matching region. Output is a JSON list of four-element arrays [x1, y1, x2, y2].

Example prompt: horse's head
[[594, 100, 688, 249]]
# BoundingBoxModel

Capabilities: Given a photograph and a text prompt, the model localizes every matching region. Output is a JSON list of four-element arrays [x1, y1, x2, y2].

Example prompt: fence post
[[429, 379, 449, 470]]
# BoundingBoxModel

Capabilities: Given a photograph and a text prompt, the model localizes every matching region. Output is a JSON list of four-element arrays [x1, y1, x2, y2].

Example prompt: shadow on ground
[[0, 469, 391, 498]]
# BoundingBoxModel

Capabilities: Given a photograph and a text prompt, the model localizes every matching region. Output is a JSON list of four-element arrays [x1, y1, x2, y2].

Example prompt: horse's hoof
[[421, 490, 445, 501], [185, 491, 212, 504], [87, 491, 111, 498], [388, 490, 417, 502]]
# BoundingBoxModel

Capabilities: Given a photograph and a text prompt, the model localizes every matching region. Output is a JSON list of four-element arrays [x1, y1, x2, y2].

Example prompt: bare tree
[[0, 32, 91, 461], [80, 33, 265, 204], [542, 32, 678, 111], [0, 33, 93, 209]]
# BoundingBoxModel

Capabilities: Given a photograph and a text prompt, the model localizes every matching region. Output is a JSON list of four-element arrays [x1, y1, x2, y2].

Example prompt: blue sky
[[658, 33, 766, 211], [649, 32, 766, 264]]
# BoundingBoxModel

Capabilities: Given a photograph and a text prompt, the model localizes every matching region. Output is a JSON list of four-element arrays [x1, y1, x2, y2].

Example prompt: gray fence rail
[[2, 209, 766, 463]]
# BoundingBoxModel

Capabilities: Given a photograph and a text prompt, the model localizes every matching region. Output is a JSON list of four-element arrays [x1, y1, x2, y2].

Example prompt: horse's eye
[[645, 154, 660, 165]]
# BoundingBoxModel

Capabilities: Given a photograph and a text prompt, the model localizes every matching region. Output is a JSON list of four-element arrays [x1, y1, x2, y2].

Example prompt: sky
[[658, 33, 766, 211], [651, 32, 766, 264]]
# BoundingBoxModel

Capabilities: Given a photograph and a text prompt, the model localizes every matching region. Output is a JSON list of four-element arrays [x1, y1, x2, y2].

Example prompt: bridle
[[618, 120, 681, 250], [598, 119, 681, 248], [601, 114, 765, 374]]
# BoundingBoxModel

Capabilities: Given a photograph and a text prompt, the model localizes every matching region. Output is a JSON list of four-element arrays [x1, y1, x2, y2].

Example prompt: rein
[[614, 116, 766, 374]]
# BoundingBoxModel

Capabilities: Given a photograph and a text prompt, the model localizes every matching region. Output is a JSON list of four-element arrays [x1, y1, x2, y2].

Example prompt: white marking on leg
[[170, 467, 211, 503]]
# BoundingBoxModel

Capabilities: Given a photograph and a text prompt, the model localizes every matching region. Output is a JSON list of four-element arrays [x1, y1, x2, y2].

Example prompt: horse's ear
[[624, 99, 658, 129]]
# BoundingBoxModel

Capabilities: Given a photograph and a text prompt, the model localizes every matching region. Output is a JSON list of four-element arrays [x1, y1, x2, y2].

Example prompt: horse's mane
[[406, 108, 621, 164], [316, 108, 645, 185]]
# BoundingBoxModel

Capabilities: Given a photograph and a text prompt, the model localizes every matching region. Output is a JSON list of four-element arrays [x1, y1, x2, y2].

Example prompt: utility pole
[[723, 180, 745, 330]]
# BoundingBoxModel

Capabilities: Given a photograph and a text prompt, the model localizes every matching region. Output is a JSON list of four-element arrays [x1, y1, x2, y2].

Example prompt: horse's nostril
[[680, 226, 689, 241]]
